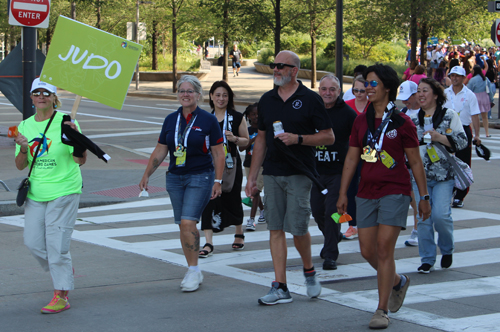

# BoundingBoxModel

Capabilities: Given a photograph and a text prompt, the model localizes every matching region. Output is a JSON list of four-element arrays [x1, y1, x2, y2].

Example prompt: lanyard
[[222, 111, 228, 145], [174, 112, 197, 148], [367, 102, 395, 152]]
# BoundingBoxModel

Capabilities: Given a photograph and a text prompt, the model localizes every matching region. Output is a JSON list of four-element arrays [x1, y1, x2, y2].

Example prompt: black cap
[[475, 143, 491, 161]]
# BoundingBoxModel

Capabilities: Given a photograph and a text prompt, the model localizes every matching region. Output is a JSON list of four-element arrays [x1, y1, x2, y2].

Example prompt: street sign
[[8, 0, 50, 28], [40, 16, 143, 110], [488, 1, 500, 12], [491, 19, 500, 46]]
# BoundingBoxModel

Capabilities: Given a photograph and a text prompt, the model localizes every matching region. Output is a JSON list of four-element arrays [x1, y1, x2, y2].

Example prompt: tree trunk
[[274, 0, 281, 56], [152, 20, 158, 70], [223, 0, 229, 82], [410, 0, 417, 63], [172, 1, 178, 93], [71, 2, 76, 19], [96, 1, 101, 30], [311, 32, 317, 88], [420, 23, 429, 68]]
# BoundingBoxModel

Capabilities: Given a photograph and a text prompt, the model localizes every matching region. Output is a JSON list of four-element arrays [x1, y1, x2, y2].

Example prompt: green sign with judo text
[[40, 16, 142, 110]]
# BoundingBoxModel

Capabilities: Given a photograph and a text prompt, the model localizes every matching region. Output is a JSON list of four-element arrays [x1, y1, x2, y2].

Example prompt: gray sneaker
[[258, 281, 293, 305], [305, 273, 321, 298]]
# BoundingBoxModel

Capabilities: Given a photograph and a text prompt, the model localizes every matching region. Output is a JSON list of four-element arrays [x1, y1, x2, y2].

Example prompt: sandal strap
[[234, 234, 245, 239], [203, 243, 214, 251]]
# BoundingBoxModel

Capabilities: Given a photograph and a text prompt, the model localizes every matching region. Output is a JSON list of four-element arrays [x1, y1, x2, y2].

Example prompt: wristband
[[214, 179, 222, 184], [20, 148, 27, 154]]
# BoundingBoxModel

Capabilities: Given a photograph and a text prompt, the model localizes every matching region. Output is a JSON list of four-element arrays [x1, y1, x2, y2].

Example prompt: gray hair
[[177, 75, 203, 102], [353, 75, 365, 87], [320, 74, 340, 87], [277, 50, 301, 71]]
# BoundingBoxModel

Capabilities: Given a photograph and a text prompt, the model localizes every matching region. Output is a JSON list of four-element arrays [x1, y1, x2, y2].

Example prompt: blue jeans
[[166, 171, 214, 224], [413, 179, 455, 266]]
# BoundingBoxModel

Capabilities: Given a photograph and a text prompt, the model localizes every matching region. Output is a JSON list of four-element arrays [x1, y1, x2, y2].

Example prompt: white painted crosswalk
[[1, 196, 500, 331]]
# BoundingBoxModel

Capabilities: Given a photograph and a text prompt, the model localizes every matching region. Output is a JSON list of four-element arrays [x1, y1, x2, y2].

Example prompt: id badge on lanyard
[[174, 112, 197, 167]]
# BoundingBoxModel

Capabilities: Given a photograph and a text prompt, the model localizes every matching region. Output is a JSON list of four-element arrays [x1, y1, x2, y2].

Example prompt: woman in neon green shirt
[[13, 78, 86, 314]]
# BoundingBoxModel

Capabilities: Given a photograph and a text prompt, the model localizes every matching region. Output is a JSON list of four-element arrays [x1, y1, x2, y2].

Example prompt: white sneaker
[[181, 269, 203, 292], [246, 218, 256, 231], [405, 229, 418, 247]]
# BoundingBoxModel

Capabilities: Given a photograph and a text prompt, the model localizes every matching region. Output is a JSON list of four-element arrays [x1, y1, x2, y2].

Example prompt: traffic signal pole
[[22, 27, 36, 120]]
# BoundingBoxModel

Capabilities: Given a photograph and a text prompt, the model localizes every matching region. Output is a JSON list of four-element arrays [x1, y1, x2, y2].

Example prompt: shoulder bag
[[433, 143, 473, 190], [16, 112, 57, 207]]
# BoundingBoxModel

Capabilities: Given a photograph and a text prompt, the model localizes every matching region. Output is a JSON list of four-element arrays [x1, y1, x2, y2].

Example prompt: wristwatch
[[297, 135, 303, 145], [214, 179, 222, 184], [420, 195, 430, 201]]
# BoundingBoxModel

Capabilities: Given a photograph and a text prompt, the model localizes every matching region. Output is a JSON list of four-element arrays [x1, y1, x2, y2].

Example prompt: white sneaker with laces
[[405, 229, 418, 247]]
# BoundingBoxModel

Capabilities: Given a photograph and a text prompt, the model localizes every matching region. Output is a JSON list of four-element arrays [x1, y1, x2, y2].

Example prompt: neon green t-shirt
[[16, 112, 82, 202]]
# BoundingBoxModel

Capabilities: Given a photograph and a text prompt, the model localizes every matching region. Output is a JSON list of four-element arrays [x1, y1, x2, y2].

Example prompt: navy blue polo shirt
[[258, 81, 332, 176], [159, 106, 223, 175]]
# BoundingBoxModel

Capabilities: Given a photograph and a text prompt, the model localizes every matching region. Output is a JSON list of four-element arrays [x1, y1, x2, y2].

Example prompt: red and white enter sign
[[8, 0, 51, 29]]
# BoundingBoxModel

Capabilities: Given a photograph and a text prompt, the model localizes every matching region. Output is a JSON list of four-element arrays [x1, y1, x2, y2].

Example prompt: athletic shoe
[[369, 309, 390, 329], [304, 273, 321, 298], [258, 281, 293, 305], [246, 218, 256, 231], [181, 269, 203, 292], [323, 258, 337, 270], [441, 254, 453, 268], [236, 72, 239, 76], [343, 226, 358, 239], [417, 263, 435, 274], [41, 294, 70, 314], [388, 275, 410, 313], [404, 229, 418, 247], [452, 199, 464, 208], [258, 213, 266, 224]]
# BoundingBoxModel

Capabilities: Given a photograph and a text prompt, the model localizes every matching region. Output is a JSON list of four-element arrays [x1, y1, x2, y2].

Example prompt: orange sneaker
[[41, 293, 70, 314], [343, 226, 358, 239]]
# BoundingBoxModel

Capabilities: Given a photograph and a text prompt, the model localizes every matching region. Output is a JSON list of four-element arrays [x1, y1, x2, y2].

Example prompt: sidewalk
[[1, 64, 500, 216]]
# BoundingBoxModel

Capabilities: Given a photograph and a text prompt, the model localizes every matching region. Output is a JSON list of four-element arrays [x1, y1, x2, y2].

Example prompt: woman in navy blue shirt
[[139, 75, 224, 292]]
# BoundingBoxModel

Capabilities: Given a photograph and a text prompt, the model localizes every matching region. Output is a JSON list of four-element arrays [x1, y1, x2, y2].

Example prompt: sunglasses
[[32, 91, 53, 97], [269, 62, 296, 70], [353, 88, 366, 94], [364, 81, 379, 88]]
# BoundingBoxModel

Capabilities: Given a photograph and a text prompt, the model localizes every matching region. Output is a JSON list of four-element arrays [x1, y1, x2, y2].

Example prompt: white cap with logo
[[448, 66, 466, 77], [397, 81, 418, 101], [30, 78, 57, 94]]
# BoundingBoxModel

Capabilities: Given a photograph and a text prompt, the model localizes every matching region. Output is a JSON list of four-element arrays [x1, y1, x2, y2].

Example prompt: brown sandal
[[232, 234, 245, 250]]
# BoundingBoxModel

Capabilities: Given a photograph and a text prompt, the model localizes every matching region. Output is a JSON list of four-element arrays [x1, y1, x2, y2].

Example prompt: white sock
[[189, 265, 200, 272]]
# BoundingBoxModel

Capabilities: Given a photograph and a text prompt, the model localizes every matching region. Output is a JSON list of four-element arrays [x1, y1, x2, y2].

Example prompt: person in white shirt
[[397, 80, 420, 247], [443, 66, 481, 208], [430, 45, 445, 76]]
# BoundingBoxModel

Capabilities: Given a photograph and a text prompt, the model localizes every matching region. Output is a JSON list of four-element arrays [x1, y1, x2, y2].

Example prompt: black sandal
[[199, 243, 214, 258], [232, 234, 245, 250]]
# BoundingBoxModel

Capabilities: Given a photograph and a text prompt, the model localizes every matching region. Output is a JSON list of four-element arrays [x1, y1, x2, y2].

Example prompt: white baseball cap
[[30, 78, 57, 94], [448, 66, 466, 77], [397, 81, 418, 101]]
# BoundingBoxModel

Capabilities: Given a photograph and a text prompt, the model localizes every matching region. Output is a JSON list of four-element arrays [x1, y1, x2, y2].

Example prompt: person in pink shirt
[[408, 65, 427, 84]]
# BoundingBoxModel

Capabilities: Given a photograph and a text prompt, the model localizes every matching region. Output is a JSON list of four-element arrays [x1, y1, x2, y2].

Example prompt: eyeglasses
[[178, 89, 196, 95], [352, 88, 366, 94], [320, 87, 338, 93], [32, 91, 53, 97], [269, 62, 296, 70], [364, 80, 379, 88]]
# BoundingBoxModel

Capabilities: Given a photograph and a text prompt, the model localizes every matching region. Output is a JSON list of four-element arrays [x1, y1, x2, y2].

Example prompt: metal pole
[[22, 27, 37, 120], [335, 0, 343, 88], [135, 0, 140, 90]]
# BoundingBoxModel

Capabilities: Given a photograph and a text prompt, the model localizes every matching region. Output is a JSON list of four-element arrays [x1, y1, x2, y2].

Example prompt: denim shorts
[[263, 175, 312, 236], [355, 194, 411, 230], [166, 171, 214, 224]]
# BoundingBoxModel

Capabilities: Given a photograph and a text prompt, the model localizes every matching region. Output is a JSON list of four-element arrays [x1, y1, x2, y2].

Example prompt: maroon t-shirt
[[350, 112, 419, 199]]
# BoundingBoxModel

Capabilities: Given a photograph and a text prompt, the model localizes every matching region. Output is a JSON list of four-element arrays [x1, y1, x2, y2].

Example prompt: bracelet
[[20, 148, 27, 154]]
